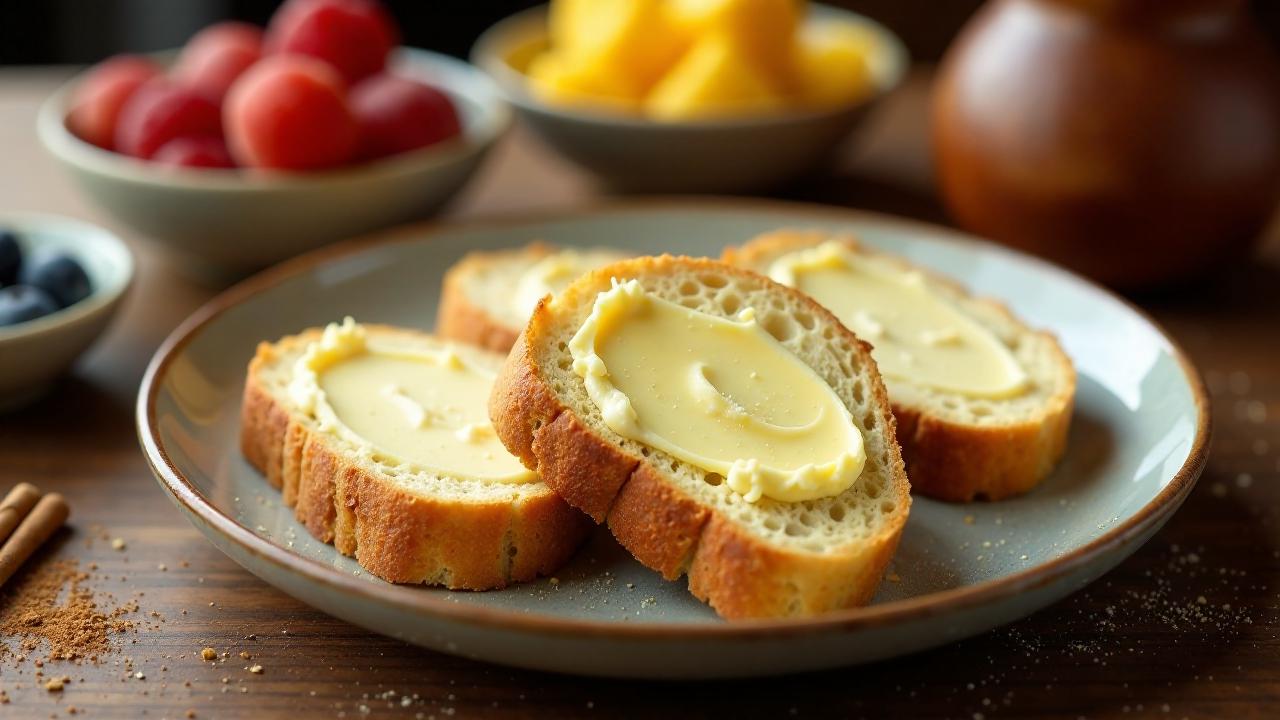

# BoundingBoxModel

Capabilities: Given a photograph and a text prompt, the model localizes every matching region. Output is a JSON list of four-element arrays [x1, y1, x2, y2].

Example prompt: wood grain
[[1, 66, 1278, 719]]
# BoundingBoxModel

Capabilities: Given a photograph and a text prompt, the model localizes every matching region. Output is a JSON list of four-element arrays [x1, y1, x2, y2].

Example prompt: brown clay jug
[[933, 0, 1280, 289]]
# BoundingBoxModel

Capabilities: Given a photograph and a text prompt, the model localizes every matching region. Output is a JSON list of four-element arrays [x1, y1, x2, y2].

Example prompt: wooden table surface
[[1, 66, 1278, 720]]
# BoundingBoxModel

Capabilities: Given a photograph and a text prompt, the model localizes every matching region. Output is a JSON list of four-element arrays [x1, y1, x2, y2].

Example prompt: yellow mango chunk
[[795, 20, 877, 109], [546, 0, 687, 95], [526, 51, 644, 113], [668, 0, 801, 90], [645, 34, 785, 120]]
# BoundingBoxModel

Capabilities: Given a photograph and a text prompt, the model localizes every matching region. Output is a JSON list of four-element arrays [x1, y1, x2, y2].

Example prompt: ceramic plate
[[137, 201, 1209, 679]]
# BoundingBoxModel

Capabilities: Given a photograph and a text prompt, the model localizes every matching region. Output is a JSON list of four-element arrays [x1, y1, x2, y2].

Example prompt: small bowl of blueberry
[[0, 214, 134, 409]]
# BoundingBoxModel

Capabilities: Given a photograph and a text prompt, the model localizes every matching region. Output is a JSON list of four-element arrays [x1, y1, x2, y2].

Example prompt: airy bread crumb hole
[[698, 273, 728, 289], [719, 294, 741, 315], [678, 280, 699, 295], [784, 522, 811, 538], [703, 472, 724, 487], [762, 313, 797, 342]]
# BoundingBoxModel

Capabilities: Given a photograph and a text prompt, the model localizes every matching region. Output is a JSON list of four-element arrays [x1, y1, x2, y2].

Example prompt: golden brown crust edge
[[240, 331, 591, 591], [724, 231, 1077, 502], [489, 256, 911, 619], [894, 336, 1075, 501], [436, 264, 522, 354], [435, 242, 563, 354]]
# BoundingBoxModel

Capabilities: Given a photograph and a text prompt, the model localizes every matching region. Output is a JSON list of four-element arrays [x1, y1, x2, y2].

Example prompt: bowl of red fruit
[[37, 0, 511, 276], [0, 214, 134, 410]]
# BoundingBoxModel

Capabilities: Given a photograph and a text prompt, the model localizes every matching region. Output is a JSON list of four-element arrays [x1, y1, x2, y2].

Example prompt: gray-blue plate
[[137, 201, 1209, 679]]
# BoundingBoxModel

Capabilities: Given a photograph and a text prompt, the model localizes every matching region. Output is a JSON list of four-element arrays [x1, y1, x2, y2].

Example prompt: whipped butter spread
[[512, 248, 628, 319], [768, 242, 1028, 398], [288, 318, 535, 483], [568, 279, 866, 504]]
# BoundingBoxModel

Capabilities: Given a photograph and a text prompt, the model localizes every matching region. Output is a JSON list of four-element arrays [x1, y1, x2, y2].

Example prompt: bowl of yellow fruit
[[473, 0, 907, 193]]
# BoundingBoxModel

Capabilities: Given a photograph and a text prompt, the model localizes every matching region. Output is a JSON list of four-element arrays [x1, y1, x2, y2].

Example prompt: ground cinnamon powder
[[0, 558, 133, 662]]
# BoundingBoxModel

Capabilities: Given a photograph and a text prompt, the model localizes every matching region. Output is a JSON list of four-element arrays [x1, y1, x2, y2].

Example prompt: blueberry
[[0, 230, 20, 286], [0, 285, 59, 326], [20, 252, 92, 309]]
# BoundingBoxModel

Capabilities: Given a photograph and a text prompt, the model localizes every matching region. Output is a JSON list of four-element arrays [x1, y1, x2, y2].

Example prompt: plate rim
[[136, 198, 1211, 640]]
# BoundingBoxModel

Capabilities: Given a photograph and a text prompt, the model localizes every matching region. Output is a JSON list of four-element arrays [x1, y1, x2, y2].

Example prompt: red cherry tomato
[[67, 55, 162, 150], [266, 0, 398, 86], [224, 55, 359, 171], [350, 74, 461, 160], [173, 22, 264, 104], [152, 136, 236, 169], [115, 79, 222, 159]]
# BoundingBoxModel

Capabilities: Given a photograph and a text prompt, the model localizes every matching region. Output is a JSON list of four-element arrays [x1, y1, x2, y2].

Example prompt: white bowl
[[471, 4, 908, 193], [38, 48, 511, 276], [0, 213, 134, 410]]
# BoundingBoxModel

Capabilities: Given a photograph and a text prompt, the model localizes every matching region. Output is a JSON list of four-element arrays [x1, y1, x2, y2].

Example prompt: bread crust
[[240, 329, 591, 591], [435, 243, 557, 354], [489, 256, 910, 619], [723, 231, 1077, 502], [436, 267, 522, 354]]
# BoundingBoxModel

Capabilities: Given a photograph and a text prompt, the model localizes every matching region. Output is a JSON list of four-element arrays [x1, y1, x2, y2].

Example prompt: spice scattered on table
[[0, 558, 134, 662]]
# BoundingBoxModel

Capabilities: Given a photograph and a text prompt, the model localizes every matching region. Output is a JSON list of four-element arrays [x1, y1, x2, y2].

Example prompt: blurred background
[[7, 0, 1274, 66], [4, 0, 1279, 291]]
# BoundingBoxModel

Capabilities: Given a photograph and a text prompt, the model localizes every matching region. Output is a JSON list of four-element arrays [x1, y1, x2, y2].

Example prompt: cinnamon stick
[[0, 482, 41, 544], [0, 492, 70, 588]]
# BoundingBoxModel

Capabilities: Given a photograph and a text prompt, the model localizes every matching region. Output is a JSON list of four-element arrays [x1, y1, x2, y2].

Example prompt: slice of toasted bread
[[437, 242, 627, 353], [240, 323, 591, 590], [723, 230, 1076, 502], [489, 256, 910, 619]]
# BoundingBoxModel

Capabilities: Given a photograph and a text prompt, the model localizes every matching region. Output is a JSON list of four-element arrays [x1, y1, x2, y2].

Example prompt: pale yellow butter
[[568, 280, 865, 503], [288, 318, 535, 483], [512, 248, 628, 319], [768, 242, 1029, 398]]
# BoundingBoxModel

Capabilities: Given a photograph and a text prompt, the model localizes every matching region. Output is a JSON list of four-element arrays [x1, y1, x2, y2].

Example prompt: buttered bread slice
[[241, 320, 591, 590], [437, 242, 628, 353], [490, 256, 910, 619], [723, 230, 1075, 502]]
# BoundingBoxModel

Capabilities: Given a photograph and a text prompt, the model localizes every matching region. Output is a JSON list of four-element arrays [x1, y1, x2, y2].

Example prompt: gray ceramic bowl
[[38, 48, 511, 276], [471, 4, 908, 193], [0, 213, 133, 410]]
